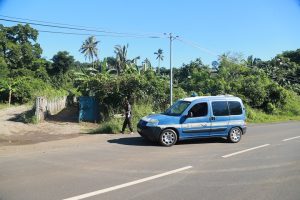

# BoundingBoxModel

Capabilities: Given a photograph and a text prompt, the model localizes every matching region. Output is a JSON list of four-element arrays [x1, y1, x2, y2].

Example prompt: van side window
[[189, 103, 208, 117], [228, 101, 242, 115], [212, 101, 229, 116]]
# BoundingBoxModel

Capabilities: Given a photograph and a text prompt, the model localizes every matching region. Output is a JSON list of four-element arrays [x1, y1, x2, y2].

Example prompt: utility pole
[[165, 33, 178, 106]]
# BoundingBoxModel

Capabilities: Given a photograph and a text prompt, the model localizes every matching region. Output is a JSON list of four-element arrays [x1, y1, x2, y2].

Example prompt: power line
[[0, 14, 165, 37], [0, 14, 103, 30], [0, 14, 222, 86], [38, 29, 162, 39], [0, 15, 163, 37], [0, 15, 218, 56], [177, 37, 218, 56]]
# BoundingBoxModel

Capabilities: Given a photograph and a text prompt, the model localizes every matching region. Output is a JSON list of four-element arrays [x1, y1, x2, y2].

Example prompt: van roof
[[182, 95, 241, 102]]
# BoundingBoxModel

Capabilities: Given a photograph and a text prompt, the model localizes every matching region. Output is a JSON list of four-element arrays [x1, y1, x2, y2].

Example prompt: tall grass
[[246, 107, 300, 123], [247, 91, 300, 123]]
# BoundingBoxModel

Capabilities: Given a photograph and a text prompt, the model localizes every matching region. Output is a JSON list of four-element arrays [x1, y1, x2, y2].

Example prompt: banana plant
[[0, 78, 20, 106]]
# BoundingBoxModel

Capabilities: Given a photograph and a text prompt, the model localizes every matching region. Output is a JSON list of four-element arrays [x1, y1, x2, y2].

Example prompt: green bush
[[279, 91, 300, 116], [92, 118, 123, 134], [265, 103, 277, 114], [246, 90, 300, 123], [11, 76, 67, 103]]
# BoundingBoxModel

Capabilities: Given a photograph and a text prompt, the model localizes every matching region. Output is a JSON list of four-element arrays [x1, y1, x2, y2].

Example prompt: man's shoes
[[130, 132, 134, 134], [121, 132, 124, 134]]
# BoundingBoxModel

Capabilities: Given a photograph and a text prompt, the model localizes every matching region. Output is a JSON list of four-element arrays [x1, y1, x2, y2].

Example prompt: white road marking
[[282, 135, 300, 142], [222, 144, 270, 158], [63, 166, 192, 200]]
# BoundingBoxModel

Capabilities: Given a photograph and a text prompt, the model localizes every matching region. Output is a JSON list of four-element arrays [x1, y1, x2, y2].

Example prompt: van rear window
[[228, 101, 242, 115], [212, 101, 229, 116]]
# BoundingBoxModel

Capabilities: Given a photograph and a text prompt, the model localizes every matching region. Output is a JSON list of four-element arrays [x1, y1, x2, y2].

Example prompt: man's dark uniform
[[122, 101, 133, 133]]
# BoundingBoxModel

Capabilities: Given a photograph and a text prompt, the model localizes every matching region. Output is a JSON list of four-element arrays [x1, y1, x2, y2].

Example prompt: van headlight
[[146, 119, 159, 126]]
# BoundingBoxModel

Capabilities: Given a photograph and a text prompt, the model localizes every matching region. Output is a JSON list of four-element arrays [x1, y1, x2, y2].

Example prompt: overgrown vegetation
[[0, 24, 73, 107], [0, 24, 299, 129]]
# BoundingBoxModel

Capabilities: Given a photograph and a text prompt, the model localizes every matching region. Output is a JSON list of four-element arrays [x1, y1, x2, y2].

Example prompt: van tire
[[227, 127, 242, 143], [159, 129, 178, 147]]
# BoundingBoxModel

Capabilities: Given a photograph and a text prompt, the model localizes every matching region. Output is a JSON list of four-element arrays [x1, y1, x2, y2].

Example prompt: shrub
[[265, 103, 277, 114], [279, 91, 300, 116], [93, 118, 123, 134], [9, 76, 67, 103]]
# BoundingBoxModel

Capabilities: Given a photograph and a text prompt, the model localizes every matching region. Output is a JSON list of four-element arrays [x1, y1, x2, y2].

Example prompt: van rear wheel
[[228, 127, 242, 143], [159, 129, 177, 147]]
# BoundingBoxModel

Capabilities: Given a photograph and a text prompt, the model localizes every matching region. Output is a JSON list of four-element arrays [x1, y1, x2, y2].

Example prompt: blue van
[[137, 95, 247, 146]]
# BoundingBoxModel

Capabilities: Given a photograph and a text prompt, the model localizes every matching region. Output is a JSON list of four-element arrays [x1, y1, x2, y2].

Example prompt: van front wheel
[[228, 127, 242, 143], [159, 129, 177, 147]]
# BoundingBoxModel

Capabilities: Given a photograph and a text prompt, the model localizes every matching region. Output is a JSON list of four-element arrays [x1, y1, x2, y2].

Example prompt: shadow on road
[[8, 109, 35, 123], [108, 136, 228, 146], [176, 137, 228, 145], [107, 137, 159, 146]]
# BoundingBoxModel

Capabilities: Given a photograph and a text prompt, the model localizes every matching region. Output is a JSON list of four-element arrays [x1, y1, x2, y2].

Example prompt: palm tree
[[131, 56, 140, 66], [79, 36, 99, 68], [154, 49, 164, 73], [114, 44, 129, 74], [131, 56, 141, 73], [243, 55, 262, 68]]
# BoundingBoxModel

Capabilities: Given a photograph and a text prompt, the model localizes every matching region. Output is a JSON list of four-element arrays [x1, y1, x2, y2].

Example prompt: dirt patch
[[0, 132, 81, 146], [0, 105, 98, 146]]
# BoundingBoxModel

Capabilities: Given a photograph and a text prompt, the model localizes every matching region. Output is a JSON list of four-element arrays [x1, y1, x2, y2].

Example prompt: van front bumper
[[137, 121, 161, 142]]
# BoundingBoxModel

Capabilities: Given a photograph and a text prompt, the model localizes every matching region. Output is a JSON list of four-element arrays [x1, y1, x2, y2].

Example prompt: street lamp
[[164, 33, 178, 106]]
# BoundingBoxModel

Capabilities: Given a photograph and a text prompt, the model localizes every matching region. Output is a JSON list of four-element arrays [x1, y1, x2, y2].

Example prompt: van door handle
[[210, 117, 216, 121]]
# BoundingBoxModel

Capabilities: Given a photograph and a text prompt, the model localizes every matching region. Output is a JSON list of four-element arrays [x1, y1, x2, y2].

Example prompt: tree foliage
[[79, 36, 99, 68], [48, 51, 75, 75]]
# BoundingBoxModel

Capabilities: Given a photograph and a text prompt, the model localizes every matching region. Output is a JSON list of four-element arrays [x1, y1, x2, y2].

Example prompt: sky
[[0, 0, 300, 68]]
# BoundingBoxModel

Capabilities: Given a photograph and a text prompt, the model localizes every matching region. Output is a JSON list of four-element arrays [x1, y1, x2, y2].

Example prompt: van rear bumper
[[242, 126, 247, 134]]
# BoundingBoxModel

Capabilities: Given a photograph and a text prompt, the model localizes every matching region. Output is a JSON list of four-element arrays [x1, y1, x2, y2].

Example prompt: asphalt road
[[0, 122, 299, 200]]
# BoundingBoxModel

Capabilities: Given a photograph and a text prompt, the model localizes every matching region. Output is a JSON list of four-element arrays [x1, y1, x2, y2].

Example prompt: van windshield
[[164, 101, 191, 116]]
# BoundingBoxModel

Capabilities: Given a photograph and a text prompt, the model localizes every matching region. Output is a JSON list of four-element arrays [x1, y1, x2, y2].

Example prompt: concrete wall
[[35, 96, 67, 123]]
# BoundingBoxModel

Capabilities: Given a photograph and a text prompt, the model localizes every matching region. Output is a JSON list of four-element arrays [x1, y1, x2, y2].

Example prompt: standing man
[[121, 98, 133, 134]]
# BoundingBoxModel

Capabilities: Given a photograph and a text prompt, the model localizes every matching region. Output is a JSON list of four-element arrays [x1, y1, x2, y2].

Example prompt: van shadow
[[176, 137, 228, 145], [107, 137, 160, 147], [107, 136, 227, 146]]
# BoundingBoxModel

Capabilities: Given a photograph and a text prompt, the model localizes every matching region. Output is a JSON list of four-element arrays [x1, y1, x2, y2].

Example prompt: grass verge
[[0, 103, 10, 110], [247, 107, 300, 123]]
